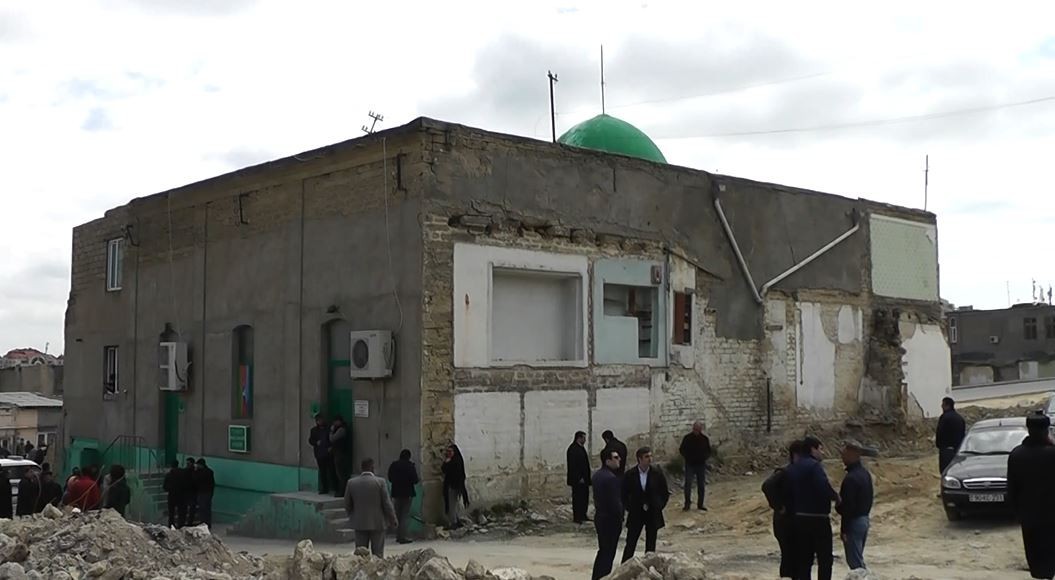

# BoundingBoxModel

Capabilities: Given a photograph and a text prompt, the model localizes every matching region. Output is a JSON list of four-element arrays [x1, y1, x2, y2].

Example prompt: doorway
[[163, 391, 180, 465]]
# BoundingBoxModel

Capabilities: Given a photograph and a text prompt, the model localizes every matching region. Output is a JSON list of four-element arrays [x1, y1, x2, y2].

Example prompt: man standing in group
[[308, 413, 337, 495], [331, 416, 351, 498], [679, 421, 711, 511], [936, 397, 966, 474], [344, 458, 397, 557], [1008, 412, 1055, 579], [387, 449, 420, 545], [193, 458, 216, 528], [602, 431, 628, 475], [182, 457, 198, 525], [762, 440, 802, 579], [567, 431, 592, 524], [786, 436, 839, 580], [591, 449, 624, 580], [837, 440, 877, 571], [621, 447, 670, 562], [163, 461, 183, 527]]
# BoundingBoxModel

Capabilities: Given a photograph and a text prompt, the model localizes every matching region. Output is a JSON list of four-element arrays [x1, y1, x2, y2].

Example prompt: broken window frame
[[672, 292, 693, 346], [103, 345, 119, 398]]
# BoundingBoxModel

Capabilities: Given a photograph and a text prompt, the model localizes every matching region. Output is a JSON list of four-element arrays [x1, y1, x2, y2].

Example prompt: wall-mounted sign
[[228, 425, 250, 454], [354, 400, 369, 418]]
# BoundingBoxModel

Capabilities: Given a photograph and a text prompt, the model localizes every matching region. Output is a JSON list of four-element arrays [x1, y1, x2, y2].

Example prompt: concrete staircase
[[128, 472, 167, 524], [229, 491, 355, 542]]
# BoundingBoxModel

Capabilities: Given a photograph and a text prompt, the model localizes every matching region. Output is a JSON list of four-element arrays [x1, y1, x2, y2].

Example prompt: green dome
[[558, 114, 666, 163]]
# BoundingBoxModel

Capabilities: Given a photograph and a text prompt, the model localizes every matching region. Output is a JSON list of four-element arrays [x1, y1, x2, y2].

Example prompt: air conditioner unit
[[988, 335, 1000, 344], [349, 331, 395, 379], [159, 342, 189, 391]]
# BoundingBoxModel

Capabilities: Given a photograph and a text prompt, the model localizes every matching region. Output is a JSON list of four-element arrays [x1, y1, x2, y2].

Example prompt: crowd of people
[[162, 457, 216, 528]]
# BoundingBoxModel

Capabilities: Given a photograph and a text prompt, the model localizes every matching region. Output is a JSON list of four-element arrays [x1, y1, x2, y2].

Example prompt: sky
[[2, 1, 1055, 354]]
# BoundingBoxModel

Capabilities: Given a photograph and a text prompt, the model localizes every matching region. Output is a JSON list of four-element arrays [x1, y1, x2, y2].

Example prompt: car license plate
[[969, 493, 1004, 503]]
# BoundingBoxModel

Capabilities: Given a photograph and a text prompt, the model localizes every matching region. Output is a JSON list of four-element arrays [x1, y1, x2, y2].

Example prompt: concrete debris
[[464, 559, 488, 580], [845, 570, 881, 580], [490, 568, 532, 580], [602, 553, 710, 580]]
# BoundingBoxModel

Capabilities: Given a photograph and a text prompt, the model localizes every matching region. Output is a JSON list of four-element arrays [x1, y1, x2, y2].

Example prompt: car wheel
[[945, 508, 961, 521]]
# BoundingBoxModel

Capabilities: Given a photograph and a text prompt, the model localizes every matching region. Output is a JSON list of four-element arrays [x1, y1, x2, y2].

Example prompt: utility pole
[[547, 71, 559, 142], [923, 154, 929, 211]]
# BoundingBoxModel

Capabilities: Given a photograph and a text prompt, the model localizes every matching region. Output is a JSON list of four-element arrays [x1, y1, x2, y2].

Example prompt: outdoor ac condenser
[[159, 342, 189, 391], [349, 330, 395, 379]]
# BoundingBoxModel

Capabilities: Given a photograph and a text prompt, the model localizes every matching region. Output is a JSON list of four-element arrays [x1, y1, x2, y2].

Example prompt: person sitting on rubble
[[64, 465, 102, 511], [103, 465, 131, 517], [36, 469, 63, 512]]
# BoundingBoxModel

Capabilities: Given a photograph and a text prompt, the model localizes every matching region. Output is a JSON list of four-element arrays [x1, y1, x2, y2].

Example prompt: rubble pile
[[0, 506, 262, 579], [600, 552, 710, 580], [436, 501, 579, 540]]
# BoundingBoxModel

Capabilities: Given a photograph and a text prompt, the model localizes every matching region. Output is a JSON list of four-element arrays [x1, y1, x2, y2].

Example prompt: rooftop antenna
[[600, 44, 606, 115], [361, 111, 384, 134], [547, 71, 559, 142], [923, 154, 929, 211]]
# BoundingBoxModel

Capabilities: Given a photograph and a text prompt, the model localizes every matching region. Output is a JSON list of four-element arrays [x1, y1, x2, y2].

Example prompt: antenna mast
[[361, 111, 384, 134], [923, 154, 929, 211], [600, 45, 606, 115]]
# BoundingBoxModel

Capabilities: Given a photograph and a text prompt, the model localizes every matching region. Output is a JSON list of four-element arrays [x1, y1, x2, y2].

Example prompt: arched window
[[232, 325, 254, 419]]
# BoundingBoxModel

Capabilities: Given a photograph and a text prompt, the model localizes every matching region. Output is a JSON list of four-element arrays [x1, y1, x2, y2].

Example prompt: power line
[[681, 94, 1055, 138]]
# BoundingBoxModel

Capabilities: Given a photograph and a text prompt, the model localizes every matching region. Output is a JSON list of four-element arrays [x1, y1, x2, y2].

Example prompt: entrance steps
[[229, 491, 355, 542]]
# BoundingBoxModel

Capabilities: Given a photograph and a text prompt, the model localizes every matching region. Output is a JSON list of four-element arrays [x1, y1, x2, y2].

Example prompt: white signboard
[[354, 400, 369, 418]]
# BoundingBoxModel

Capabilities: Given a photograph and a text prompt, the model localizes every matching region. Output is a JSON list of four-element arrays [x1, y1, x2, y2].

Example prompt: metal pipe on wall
[[713, 195, 764, 304], [759, 218, 861, 297]]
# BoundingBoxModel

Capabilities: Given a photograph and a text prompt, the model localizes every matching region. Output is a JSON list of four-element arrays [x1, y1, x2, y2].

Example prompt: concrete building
[[64, 115, 950, 527], [0, 348, 64, 397], [0, 392, 62, 458], [949, 303, 1055, 385]]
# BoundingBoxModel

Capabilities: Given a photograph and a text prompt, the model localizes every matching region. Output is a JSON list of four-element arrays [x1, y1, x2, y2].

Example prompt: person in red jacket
[[63, 465, 101, 511]]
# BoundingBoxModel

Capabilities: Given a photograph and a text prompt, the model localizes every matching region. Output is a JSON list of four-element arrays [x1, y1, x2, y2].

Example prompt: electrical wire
[[679, 94, 1055, 138], [382, 137, 405, 334]]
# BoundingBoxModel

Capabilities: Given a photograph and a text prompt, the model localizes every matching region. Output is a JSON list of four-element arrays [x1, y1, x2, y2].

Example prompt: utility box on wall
[[349, 331, 395, 379]]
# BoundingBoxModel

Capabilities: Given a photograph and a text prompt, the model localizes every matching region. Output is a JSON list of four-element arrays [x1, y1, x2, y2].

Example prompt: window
[[603, 284, 659, 358], [106, 238, 123, 291], [232, 325, 254, 419], [104, 346, 119, 397], [1025, 317, 1038, 340], [1046, 316, 1055, 340], [36, 432, 55, 448], [672, 292, 693, 346], [490, 269, 583, 363], [948, 317, 958, 344]]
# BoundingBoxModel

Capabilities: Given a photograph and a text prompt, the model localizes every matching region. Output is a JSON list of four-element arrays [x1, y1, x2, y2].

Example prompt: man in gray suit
[[344, 458, 397, 557]]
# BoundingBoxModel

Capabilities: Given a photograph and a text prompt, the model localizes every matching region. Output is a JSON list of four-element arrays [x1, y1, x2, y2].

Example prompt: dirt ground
[[225, 399, 1039, 579]]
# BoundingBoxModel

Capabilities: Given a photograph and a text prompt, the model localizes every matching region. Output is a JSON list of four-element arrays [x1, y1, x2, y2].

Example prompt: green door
[[163, 391, 180, 466]]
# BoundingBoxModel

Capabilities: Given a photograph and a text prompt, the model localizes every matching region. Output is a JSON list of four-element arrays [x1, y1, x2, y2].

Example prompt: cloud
[[81, 107, 114, 131], [101, 0, 258, 17], [204, 147, 277, 170], [0, 9, 30, 44]]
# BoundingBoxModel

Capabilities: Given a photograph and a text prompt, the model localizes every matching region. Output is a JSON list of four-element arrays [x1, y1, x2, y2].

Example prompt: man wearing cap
[[837, 440, 877, 571], [1008, 412, 1055, 580]]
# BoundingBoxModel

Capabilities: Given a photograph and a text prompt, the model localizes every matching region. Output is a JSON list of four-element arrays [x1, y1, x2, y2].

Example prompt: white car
[[0, 457, 41, 514]]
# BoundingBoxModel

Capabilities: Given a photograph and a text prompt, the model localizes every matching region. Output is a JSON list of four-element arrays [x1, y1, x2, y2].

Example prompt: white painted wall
[[524, 390, 589, 469], [798, 302, 835, 410], [591, 387, 651, 453], [837, 305, 862, 344], [766, 299, 788, 391], [454, 391, 522, 474], [453, 244, 588, 368], [900, 320, 952, 418]]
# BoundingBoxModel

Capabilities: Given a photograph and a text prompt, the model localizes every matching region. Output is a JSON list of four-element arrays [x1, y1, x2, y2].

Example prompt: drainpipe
[[759, 213, 861, 297], [713, 190, 763, 304]]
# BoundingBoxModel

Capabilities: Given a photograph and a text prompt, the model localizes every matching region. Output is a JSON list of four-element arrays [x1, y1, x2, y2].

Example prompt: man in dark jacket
[[163, 461, 182, 527], [308, 414, 337, 495], [331, 416, 351, 498], [103, 465, 131, 518], [1008, 412, 1055, 580], [16, 468, 41, 517], [0, 468, 12, 519], [601, 431, 628, 475], [36, 470, 63, 512], [786, 436, 839, 580], [679, 421, 711, 511], [837, 440, 877, 571], [193, 458, 216, 528], [762, 440, 802, 579], [591, 448, 624, 580], [181, 458, 198, 526], [936, 397, 966, 474], [387, 449, 420, 544], [621, 446, 670, 562], [567, 431, 592, 524]]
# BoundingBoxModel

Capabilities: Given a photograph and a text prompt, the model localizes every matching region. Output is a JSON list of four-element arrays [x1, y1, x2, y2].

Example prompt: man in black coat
[[163, 461, 182, 527], [591, 448, 624, 580], [193, 458, 216, 528], [567, 431, 592, 524], [181, 458, 198, 526], [936, 397, 966, 474], [308, 414, 337, 495], [1008, 412, 1055, 580], [16, 468, 40, 517], [0, 469, 12, 519], [387, 449, 420, 544], [679, 421, 711, 510], [621, 446, 670, 562], [36, 470, 63, 512], [601, 431, 628, 475]]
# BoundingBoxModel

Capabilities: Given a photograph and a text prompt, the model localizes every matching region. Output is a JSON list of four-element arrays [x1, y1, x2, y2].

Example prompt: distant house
[[949, 303, 1055, 385], [0, 392, 63, 460], [0, 349, 63, 396]]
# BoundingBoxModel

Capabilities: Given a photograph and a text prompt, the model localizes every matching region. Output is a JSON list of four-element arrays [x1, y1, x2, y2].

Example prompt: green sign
[[228, 425, 250, 454]]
